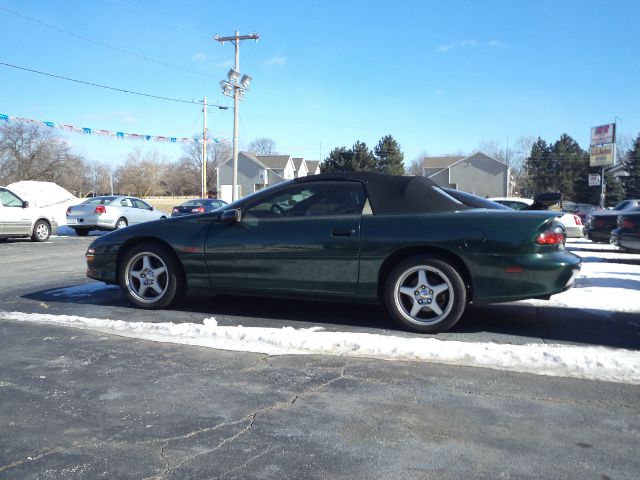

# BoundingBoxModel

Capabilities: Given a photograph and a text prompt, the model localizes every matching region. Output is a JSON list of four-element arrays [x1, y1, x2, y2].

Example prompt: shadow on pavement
[[22, 284, 640, 349]]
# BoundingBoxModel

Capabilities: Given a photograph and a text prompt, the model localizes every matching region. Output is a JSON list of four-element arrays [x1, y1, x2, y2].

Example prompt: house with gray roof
[[421, 152, 510, 197], [305, 160, 321, 175], [216, 152, 285, 202], [292, 158, 308, 177], [256, 155, 296, 180]]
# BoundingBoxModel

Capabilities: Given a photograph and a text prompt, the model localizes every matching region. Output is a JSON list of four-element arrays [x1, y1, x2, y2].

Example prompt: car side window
[[244, 182, 367, 219], [133, 199, 151, 209], [120, 198, 133, 207], [0, 189, 23, 207]]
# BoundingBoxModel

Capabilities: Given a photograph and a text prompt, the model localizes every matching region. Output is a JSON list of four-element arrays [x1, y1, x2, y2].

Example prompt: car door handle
[[331, 228, 356, 237]]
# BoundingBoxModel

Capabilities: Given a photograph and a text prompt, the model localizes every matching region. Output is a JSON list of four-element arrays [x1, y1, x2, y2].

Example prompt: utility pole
[[202, 96, 208, 198], [215, 31, 259, 201]]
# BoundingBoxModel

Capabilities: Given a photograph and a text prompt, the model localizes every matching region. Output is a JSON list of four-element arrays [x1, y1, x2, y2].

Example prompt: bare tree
[[115, 147, 168, 197], [616, 133, 634, 164], [0, 122, 86, 187], [247, 137, 276, 156], [180, 140, 231, 194], [407, 151, 430, 176]]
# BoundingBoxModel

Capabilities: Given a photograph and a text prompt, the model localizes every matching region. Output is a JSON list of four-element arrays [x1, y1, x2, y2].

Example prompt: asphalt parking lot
[[1, 235, 639, 479]]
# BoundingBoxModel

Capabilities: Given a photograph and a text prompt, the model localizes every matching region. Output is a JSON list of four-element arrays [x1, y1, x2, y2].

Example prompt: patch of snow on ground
[[1, 311, 638, 384]]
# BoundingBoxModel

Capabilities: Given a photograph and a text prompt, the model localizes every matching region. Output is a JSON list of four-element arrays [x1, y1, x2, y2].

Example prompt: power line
[[0, 61, 226, 107], [0, 6, 217, 78]]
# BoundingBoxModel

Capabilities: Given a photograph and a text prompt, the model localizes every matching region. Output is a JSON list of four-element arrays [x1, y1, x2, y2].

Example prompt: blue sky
[[1, 0, 639, 167]]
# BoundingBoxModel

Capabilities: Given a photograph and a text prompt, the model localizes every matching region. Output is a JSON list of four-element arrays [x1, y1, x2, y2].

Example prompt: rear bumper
[[611, 229, 640, 251], [564, 225, 584, 238], [67, 214, 116, 230], [584, 227, 612, 243], [466, 250, 582, 304]]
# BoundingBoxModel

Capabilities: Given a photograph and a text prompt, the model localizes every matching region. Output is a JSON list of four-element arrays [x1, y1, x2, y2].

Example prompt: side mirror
[[219, 208, 241, 224], [22, 200, 29, 208]]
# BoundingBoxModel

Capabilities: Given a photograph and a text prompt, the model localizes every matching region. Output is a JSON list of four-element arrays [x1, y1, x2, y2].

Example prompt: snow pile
[[1, 311, 639, 385], [5, 181, 80, 226], [6, 181, 77, 208]]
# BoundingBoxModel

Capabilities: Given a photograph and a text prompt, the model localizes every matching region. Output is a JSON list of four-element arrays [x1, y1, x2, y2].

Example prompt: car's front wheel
[[31, 220, 51, 242], [119, 243, 184, 309], [385, 255, 467, 333]]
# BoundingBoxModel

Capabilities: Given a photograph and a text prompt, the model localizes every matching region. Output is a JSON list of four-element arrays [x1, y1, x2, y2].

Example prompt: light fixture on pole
[[215, 31, 259, 201]]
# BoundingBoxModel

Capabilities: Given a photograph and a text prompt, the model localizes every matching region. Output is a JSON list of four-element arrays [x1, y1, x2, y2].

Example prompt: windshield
[[223, 180, 295, 210]]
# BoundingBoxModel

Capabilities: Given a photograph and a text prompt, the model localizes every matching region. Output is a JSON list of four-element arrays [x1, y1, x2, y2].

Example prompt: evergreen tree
[[320, 141, 376, 172], [549, 134, 585, 200], [320, 146, 353, 172], [524, 138, 552, 196], [374, 135, 405, 175], [623, 134, 640, 197]]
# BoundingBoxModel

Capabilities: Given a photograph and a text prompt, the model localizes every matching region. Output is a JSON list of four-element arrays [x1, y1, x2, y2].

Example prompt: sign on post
[[590, 123, 616, 146], [590, 144, 615, 167], [588, 174, 601, 186]]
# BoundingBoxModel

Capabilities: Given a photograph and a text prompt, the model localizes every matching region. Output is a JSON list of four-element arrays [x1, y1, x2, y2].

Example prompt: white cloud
[[191, 52, 207, 62], [434, 90, 444, 96], [487, 40, 508, 49], [263, 56, 286, 66]]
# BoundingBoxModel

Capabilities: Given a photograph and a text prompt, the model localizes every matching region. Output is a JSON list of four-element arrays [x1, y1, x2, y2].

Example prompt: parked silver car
[[66, 196, 167, 236], [0, 186, 58, 242]]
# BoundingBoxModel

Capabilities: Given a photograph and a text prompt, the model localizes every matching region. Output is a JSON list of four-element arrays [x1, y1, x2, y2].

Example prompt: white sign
[[590, 144, 615, 167], [590, 123, 616, 146], [588, 174, 601, 186]]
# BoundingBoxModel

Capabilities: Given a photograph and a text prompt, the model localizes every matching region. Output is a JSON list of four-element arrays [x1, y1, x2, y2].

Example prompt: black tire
[[384, 255, 467, 333], [118, 243, 184, 309], [115, 217, 128, 230], [74, 228, 90, 237], [31, 220, 51, 242]]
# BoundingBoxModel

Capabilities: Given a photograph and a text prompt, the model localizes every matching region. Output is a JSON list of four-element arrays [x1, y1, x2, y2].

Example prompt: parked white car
[[66, 195, 168, 236], [0, 186, 58, 242], [489, 196, 584, 238]]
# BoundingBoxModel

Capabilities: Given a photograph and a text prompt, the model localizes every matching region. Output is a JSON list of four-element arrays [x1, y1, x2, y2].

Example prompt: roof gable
[[256, 155, 293, 170]]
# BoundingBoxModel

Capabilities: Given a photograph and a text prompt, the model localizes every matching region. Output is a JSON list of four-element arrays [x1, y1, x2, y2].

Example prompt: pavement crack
[[162, 364, 348, 477], [0, 447, 61, 473], [216, 444, 278, 479]]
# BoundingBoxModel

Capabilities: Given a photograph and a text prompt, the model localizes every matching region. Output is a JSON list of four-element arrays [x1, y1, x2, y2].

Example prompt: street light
[[215, 31, 259, 201]]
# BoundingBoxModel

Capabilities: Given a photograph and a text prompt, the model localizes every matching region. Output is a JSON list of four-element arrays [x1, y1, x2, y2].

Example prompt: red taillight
[[622, 218, 635, 229], [573, 214, 582, 226], [95, 205, 106, 214], [536, 226, 566, 245], [191, 206, 205, 213]]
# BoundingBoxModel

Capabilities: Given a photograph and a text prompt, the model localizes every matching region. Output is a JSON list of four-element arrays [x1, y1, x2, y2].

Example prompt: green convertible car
[[85, 172, 581, 333]]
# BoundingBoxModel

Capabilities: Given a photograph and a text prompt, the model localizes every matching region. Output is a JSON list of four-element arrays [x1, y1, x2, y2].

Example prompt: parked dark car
[[571, 203, 601, 225], [610, 207, 640, 251], [85, 172, 581, 333], [585, 199, 640, 243], [171, 198, 228, 217]]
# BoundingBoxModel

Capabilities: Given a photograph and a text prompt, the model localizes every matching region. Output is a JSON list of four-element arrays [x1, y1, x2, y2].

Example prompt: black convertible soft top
[[295, 171, 470, 214]]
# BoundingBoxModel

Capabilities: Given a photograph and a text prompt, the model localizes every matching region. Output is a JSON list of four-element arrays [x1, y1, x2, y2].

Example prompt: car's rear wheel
[[74, 228, 90, 236], [119, 243, 184, 309], [116, 217, 128, 230], [385, 255, 467, 333], [31, 220, 51, 242]]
